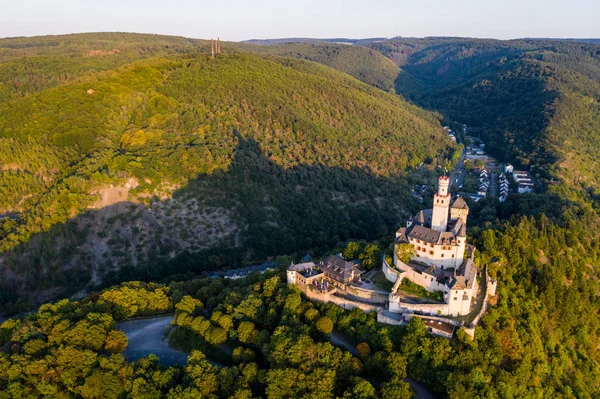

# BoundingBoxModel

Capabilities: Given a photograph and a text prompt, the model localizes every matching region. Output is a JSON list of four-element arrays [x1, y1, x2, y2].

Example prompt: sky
[[1, 0, 599, 41]]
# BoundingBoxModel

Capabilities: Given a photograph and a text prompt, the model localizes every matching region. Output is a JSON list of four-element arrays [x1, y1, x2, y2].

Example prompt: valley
[[1, 31, 600, 399]]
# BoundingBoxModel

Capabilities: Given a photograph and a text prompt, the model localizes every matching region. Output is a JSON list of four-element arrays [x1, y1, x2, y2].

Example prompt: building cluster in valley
[[287, 176, 497, 338], [459, 133, 536, 202], [478, 169, 490, 197], [508, 165, 535, 194]]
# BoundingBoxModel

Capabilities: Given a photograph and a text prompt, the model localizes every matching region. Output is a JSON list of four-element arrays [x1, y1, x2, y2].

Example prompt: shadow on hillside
[[393, 47, 559, 168], [1, 132, 428, 308]]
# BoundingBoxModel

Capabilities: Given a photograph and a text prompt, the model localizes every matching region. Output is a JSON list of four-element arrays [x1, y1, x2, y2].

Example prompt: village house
[[513, 170, 535, 193]]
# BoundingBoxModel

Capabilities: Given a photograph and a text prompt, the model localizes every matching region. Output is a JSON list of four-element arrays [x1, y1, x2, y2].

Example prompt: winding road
[[118, 316, 437, 398], [118, 315, 187, 367], [330, 330, 437, 399]]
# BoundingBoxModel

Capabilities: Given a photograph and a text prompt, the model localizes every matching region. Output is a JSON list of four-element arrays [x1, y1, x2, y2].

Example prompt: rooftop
[[408, 225, 441, 244], [447, 275, 467, 290], [288, 261, 316, 272], [320, 254, 362, 283], [421, 317, 456, 335], [451, 196, 469, 209]]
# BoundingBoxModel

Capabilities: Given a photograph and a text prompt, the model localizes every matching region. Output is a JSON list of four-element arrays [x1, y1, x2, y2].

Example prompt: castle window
[[429, 251, 434, 255], [453, 297, 457, 301], [452, 254, 455, 258], [441, 254, 444, 257]]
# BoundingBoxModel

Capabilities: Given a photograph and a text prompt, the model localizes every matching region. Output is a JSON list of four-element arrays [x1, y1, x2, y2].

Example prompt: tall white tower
[[431, 176, 451, 232]]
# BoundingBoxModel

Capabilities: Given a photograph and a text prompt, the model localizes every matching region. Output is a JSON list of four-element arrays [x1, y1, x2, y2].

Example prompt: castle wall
[[303, 288, 384, 312], [393, 254, 445, 293], [337, 284, 388, 304], [288, 270, 321, 292], [382, 257, 401, 282], [388, 299, 451, 316]]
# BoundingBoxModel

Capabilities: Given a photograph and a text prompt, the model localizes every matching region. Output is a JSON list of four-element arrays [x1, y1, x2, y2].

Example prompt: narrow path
[[118, 316, 438, 398], [329, 330, 438, 399]]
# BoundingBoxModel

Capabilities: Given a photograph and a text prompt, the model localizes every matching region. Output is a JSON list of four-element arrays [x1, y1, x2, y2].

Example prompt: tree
[[386, 352, 407, 379], [359, 244, 380, 270], [343, 379, 377, 399], [304, 308, 320, 322], [237, 321, 256, 344], [381, 378, 413, 399], [186, 350, 218, 396], [175, 295, 204, 315], [394, 243, 414, 264], [315, 317, 333, 335], [343, 242, 361, 260], [104, 330, 128, 354], [356, 342, 371, 360]]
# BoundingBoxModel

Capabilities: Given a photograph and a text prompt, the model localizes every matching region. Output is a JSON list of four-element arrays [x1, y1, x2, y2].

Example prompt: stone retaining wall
[[304, 288, 384, 312], [389, 300, 451, 316], [339, 284, 388, 304], [382, 257, 400, 282]]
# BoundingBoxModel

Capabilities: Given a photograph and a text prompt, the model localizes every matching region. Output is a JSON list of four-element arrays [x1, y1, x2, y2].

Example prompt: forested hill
[[0, 33, 401, 97], [367, 38, 600, 196], [233, 42, 400, 91], [0, 33, 453, 306]]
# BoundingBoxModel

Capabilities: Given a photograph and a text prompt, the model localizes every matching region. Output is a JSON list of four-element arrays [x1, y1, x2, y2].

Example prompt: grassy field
[[369, 269, 395, 292]]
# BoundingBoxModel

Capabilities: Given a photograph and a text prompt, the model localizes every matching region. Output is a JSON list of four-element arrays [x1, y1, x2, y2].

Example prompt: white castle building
[[387, 176, 479, 316]]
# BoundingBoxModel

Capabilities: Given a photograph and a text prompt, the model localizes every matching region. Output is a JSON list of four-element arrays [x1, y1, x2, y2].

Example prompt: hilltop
[[0, 33, 454, 305], [233, 42, 400, 91]]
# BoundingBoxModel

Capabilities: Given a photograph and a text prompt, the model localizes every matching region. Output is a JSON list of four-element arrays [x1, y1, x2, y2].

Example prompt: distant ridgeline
[[366, 37, 600, 199], [0, 33, 454, 306]]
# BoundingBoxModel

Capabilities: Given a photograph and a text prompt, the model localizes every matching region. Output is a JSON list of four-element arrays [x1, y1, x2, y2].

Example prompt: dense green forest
[[0, 33, 453, 306], [368, 38, 600, 192], [2, 246, 599, 398], [2, 33, 600, 398], [235, 43, 400, 91]]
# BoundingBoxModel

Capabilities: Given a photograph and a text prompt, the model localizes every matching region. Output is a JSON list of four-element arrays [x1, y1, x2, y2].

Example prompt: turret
[[450, 196, 469, 223], [438, 176, 450, 196], [431, 176, 451, 232]]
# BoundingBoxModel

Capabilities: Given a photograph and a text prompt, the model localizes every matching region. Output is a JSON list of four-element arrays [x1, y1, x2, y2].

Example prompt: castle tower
[[450, 196, 469, 223], [431, 176, 451, 232]]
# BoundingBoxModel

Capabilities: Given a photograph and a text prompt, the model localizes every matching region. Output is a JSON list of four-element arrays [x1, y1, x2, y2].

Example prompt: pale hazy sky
[[1, 0, 598, 41]]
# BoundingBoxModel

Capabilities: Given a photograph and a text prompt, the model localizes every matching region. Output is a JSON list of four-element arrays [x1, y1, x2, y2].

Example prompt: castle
[[287, 175, 482, 328], [387, 176, 478, 316]]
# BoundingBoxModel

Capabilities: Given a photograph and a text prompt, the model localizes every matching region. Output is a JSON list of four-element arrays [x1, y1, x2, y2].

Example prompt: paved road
[[118, 317, 438, 398], [118, 315, 188, 367], [449, 148, 466, 182], [490, 172, 498, 197], [330, 330, 437, 399]]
